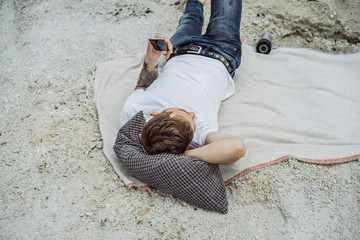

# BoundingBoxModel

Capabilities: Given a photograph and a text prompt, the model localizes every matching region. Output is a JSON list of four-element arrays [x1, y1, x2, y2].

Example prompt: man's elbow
[[222, 139, 246, 164], [228, 139, 246, 164]]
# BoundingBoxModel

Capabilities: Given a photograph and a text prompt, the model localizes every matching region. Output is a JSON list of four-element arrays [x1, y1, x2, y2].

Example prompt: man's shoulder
[[120, 89, 165, 126], [193, 116, 218, 146], [120, 90, 147, 125]]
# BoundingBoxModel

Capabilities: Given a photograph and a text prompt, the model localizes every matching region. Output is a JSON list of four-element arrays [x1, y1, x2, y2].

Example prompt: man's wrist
[[144, 57, 158, 69], [184, 149, 199, 159]]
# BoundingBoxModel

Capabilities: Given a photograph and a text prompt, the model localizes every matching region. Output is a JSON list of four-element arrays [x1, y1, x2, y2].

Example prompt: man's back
[[120, 54, 234, 145]]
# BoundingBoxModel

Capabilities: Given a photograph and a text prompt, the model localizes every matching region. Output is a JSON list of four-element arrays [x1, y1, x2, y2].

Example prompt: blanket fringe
[[85, 67, 109, 167], [224, 154, 360, 185]]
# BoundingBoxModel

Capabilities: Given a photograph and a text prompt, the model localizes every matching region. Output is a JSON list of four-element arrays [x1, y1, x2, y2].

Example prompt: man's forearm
[[135, 61, 159, 90], [184, 132, 246, 164]]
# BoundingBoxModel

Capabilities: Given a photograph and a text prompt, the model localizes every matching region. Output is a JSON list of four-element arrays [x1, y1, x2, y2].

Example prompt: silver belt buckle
[[187, 45, 202, 54]]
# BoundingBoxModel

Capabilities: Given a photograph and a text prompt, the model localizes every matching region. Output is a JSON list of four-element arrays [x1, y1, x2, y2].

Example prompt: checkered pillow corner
[[113, 111, 228, 213]]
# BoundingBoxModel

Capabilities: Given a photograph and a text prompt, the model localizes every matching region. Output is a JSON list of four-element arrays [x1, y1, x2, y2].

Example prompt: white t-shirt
[[120, 54, 235, 145]]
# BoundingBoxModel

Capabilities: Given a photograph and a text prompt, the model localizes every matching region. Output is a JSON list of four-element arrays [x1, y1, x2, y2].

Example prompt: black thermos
[[256, 33, 272, 54]]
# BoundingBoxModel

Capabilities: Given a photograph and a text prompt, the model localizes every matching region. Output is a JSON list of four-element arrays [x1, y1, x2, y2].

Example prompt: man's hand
[[184, 132, 246, 165], [135, 35, 173, 90], [145, 35, 173, 64]]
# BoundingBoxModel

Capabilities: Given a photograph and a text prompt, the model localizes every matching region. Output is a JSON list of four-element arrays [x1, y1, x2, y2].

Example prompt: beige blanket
[[94, 44, 360, 188]]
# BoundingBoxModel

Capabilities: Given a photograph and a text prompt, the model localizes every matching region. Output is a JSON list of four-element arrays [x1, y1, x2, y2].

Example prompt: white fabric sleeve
[[119, 89, 145, 126], [193, 120, 217, 146]]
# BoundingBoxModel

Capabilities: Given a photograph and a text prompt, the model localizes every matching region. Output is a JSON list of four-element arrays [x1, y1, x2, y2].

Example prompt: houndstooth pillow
[[113, 111, 228, 213]]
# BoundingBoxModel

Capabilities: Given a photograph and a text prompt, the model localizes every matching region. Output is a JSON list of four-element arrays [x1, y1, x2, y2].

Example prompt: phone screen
[[149, 38, 168, 51]]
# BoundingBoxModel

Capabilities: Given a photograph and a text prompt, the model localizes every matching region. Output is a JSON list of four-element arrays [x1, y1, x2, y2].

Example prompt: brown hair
[[140, 111, 194, 155]]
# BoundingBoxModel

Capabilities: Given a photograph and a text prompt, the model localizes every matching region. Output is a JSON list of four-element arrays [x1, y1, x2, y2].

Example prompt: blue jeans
[[170, 0, 243, 71]]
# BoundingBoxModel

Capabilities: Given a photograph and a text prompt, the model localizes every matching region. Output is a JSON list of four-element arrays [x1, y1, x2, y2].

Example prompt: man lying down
[[120, 0, 246, 164]]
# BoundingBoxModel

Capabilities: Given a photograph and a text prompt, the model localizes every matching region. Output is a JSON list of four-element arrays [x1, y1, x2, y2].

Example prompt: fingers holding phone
[[149, 35, 173, 60], [146, 40, 162, 63]]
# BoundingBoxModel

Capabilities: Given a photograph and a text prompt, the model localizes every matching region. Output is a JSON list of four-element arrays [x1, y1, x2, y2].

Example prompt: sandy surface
[[1, 0, 359, 239]]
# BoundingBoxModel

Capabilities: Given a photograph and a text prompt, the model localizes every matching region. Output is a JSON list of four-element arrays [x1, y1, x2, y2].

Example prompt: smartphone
[[149, 38, 168, 51]]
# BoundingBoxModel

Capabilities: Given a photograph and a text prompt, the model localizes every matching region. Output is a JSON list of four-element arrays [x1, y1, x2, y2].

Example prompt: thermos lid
[[256, 33, 272, 54]]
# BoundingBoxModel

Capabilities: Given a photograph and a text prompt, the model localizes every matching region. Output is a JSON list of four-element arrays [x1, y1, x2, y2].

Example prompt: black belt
[[169, 44, 235, 77]]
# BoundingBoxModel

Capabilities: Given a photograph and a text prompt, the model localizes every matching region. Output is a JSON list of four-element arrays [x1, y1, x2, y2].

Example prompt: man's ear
[[188, 112, 195, 119], [150, 112, 159, 117]]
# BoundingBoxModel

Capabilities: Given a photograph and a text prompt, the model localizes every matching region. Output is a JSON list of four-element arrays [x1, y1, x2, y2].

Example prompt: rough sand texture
[[1, 0, 359, 239]]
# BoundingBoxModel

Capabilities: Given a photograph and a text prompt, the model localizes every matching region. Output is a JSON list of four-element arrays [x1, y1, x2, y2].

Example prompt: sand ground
[[0, 0, 359, 239]]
